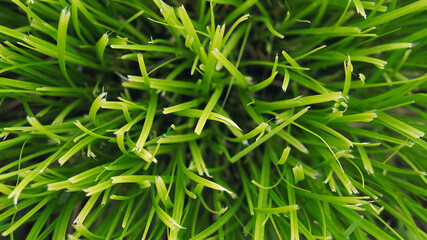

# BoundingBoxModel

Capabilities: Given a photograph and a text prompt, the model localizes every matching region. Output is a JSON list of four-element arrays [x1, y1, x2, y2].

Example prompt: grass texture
[[0, 0, 426, 239]]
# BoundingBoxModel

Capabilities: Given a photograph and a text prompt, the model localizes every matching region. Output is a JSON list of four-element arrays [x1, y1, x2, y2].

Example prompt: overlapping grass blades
[[0, 0, 426, 239]]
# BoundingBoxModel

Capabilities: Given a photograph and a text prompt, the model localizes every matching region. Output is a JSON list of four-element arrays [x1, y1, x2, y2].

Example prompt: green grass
[[0, 0, 426, 239]]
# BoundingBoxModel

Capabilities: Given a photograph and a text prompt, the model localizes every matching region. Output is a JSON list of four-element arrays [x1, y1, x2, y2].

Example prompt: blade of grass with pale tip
[[151, 190, 185, 231], [230, 107, 309, 163], [58, 136, 96, 165], [74, 192, 101, 225], [211, 48, 248, 87], [89, 92, 107, 125], [353, 0, 367, 19], [163, 99, 203, 114], [222, 13, 250, 46], [134, 93, 157, 152], [194, 86, 224, 135], [202, 24, 225, 95], [155, 176, 173, 208], [58, 7, 76, 87], [26, 116, 66, 144], [292, 162, 305, 184], [277, 146, 291, 165], [255, 92, 341, 111], [226, 122, 269, 143], [356, 1, 427, 29], [376, 112, 425, 139], [137, 53, 150, 87], [189, 140, 211, 177], [121, 198, 134, 228], [331, 111, 377, 123], [258, 17, 284, 39], [177, 5, 207, 64], [282, 50, 302, 69], [342, 56, 352, 99], [175, 109, 242, 131], [95, 33, 109, 64], [179, 159, 234, 196], [304, 119, 353, 149], [282, 68, 290, 92], [73, 120, 112, 140]]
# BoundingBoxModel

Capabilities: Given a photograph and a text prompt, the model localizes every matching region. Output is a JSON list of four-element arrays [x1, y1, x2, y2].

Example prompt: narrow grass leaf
[[155, 176, 173, 208], [282, 68, 290, 92], [151, 190, 185, 230], [376, 112, 424, 139], [134, 93, 158, 152], [95, 33, 109, 64], [255, 205, 299, 214], [58, 7, 76, 87], [230, 107, 309, 163], [194, 86, 224, 135], [179, 160, 234, 196], [2, 197, 51, 237], [277, 146, 291, 165], [211, 48, 248, 87], [353, 0, 367, 19]]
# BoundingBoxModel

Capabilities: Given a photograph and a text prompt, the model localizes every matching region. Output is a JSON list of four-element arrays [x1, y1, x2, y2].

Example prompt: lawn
[[0, 0, 426, 239]]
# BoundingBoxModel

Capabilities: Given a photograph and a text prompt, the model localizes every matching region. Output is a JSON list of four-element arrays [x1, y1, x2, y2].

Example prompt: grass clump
[[0, 0, 426, 239]]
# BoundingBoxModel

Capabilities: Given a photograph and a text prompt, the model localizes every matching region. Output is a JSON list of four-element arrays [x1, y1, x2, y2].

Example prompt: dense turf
[[0, 0, 426, 239]]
